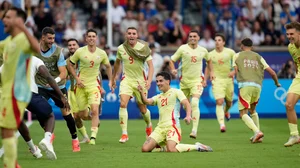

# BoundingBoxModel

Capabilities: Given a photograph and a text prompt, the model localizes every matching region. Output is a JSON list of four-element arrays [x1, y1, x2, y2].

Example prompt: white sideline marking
[[0, 121, 33, 158]]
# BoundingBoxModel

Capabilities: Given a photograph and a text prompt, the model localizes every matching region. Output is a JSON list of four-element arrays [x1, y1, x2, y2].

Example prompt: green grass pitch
[[4, 119, 300, 168]]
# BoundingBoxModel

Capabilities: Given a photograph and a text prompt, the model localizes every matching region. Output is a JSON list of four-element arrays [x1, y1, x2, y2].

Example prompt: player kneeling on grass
[[138, 71, 213, 152], [234, 38, 281, 143]]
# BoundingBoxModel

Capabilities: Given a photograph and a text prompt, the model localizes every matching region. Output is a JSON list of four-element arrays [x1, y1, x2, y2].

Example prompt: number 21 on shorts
[[167, 130, 176, 139]]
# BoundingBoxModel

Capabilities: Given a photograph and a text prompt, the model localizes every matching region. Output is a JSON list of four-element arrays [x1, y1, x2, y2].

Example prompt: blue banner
[[50, 79, 299, 119]]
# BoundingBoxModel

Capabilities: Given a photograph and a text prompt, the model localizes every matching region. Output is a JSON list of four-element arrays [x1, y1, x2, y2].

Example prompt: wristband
[[55, 77, 61, 83]]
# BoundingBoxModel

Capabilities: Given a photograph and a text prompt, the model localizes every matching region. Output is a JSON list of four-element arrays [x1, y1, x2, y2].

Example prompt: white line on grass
[[0, 121, 33, 158]]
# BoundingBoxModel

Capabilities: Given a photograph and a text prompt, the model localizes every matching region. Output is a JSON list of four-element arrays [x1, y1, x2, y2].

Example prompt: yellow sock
[[90, 127, 98, 139], [191, 97, 200, 133], [216, 105, 224, 125], [141, 109, 152, 127], [250, 112, 260, 130], [78, 126, 88, 138], [119, 108, 128, 134], [242, 114, 259, 132], [288, 123, 299, 136], [3, 136, 17, 168], [175, 144, 197, 153]]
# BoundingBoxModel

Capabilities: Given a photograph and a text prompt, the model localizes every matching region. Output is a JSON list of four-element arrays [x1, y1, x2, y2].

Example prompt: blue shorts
[[27, 93, 53, 121]]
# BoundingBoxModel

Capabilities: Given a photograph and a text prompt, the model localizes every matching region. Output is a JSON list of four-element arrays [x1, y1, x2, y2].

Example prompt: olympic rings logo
[[274, 87, 300, 106]]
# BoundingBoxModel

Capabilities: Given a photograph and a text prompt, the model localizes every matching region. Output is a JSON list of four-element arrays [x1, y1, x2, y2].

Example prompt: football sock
[[288, 123, 299, 136], [250, 112, 260, 130], [191, 97, 200, 133], [78, 126, 88, 138], [142, 109, 152, 127], [26, 139, 35, 152], [176, 144, 197, 153], [216, 105, 225, 125], [3, 136, 17, 168], [242, 114, 259, 133], [63, 114, 78, 139], [119, 108, 128, 134], [90, 127, 98, 139], [44, 132, 52, 143]]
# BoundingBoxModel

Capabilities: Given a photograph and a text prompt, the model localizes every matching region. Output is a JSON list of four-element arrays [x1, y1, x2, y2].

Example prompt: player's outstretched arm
[[181, 99, 192, 124], [112, 58, 121, 87], [203, 66, 209, 85], [103, 63, 114, 92], [265, 67, 281, 87], [207, 60, 215, 81], [169, 60, 177, 76], [68, 60, 84, 88], [56, 52, 68, 82], [14, 17, 39, 53], [146, 60, 154, 89], [38, 65, 70, 110], [137, 82, 154, 105]]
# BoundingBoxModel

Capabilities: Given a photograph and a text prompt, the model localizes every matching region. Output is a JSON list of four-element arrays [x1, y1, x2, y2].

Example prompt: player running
[[35, 27, 80, 152], [206, 33, 236, 132], [233, 38, 280, 143], [0, 7, 39, 168], [68, 29, 113, 145], [112, 27, 154, 143], [283, 22, 300, 147], [169, 30, 215, 139]]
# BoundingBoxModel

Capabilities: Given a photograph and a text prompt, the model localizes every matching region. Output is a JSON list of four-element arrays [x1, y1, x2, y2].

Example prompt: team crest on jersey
[[97, 56, 100, 59], [84, 56, 88, 59]]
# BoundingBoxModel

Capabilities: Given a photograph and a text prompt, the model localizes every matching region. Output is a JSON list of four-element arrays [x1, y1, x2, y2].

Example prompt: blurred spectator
[[198, 29, 215, 51], [155, 0, 178, 20], [280, 1, 298, 32], [137, 12, 148, 40], [25, 0, 36, 36], [271, 0, 283, 31], [34, 1, 54, 36], [250, 0, 263, 9], [289, 0, 300, 12], [64, 14, 84, 45], [54, 20, 65, 45], [120, 10, 139, 36], [242, 0, 257, 22], [147, 16, 160, 34], [98, 36, 107, 49], [277, 60, 296, 79], [111, 0, 126, 45], [256, 12, 268, 32], [101, 45, 119, 80], [234, 19, 251, 46], [263, 20, 280, 45], [146, 43, 163, 80], [152, 20, 169, 46], [0, 0, 11, 40], [251, 21, 264, 46], [256, 0, 272, 21], [147, 34, 161, 52], [208, 1, 223, 32], [164, 11, 186, 45], [124, 0, 140, 14], [218, 9, 234, 46], [140, 0, 157, 20]]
